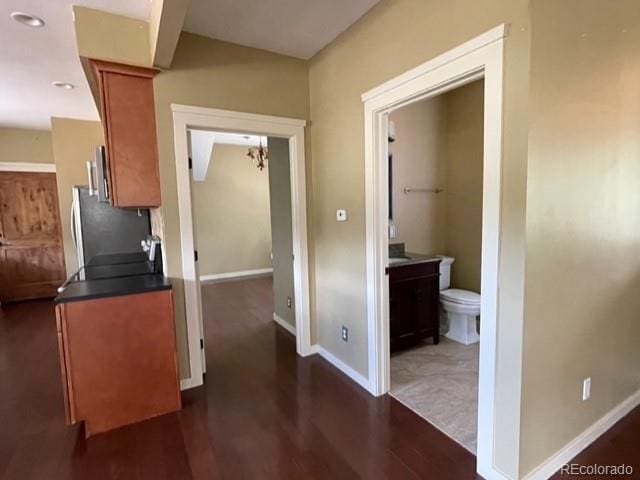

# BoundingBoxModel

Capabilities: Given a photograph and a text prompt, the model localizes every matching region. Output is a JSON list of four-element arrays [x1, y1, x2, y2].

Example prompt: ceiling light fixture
[[52, 81, 75, 90], [247, 138, 268, 171], [10, 12, 45, 27]]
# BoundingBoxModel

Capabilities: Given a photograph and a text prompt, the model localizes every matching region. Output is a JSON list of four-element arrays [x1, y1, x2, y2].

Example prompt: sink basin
[[389, 256, 411, 264]]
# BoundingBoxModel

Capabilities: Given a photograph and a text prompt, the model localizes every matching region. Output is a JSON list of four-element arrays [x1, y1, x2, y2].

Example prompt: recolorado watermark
[[560, 463, 633, 476]]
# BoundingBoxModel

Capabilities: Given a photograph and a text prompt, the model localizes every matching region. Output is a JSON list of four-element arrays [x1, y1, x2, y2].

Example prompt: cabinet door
[[61, 290, 180, 436], [92, 61, 161, 208], [415, 275, 440, 343], [55, 305, 74, 425], [389, 279, 419, 351]]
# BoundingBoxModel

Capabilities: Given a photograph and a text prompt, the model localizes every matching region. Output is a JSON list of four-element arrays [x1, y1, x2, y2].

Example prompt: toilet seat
[[440, 288, 480, 306]]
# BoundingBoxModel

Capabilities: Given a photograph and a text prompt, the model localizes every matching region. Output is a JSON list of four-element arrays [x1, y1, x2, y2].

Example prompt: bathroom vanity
[[387, 253, 442, 352]]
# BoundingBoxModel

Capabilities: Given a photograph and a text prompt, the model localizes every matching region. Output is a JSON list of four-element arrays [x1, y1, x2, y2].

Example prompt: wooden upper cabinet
[[90, 60, 161, 208]]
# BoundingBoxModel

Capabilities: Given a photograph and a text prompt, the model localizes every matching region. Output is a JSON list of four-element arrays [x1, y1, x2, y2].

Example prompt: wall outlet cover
[[582, 377, 591, 401], [287, 296, 292, 308], [341, 325, 349, 342], [336, 209, 348, 222]]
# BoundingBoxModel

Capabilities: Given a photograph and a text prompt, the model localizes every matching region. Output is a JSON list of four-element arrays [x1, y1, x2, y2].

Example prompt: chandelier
[[247, 139, 268, 171]]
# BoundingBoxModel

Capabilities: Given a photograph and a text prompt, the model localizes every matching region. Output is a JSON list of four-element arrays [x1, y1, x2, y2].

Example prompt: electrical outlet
[[336, 209, 348, 222], [287, 297, 292, 308], [582, 377, 591, 401], [341, 326, 349, 342]]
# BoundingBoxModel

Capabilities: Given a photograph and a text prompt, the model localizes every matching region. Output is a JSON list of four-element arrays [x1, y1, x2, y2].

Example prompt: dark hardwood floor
[[0, 277, 637, 479]]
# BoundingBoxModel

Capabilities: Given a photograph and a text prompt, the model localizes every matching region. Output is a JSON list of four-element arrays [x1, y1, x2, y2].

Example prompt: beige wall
[[74, 7, 151, 68], [0, 127, 53, 164], [390, 95, 447, 255], [389, 81, 484, 293], [268, 137, 295, 328], [308, 3, 530, 474], [444, 81, 484, 293], [192, 143, 272, 276], [153, 32, 311, 379], [520, 0, 640, 475], [50, 118, 105, 277]]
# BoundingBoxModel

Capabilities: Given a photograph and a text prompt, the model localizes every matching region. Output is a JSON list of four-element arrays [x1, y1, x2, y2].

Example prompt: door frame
[[0, 162, 56, 173], [362, 25, 516, 478], [171, 105, 312, 390]]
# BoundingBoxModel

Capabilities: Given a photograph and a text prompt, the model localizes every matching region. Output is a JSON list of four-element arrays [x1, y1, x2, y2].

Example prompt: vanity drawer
[[388, 260, 440, 282]]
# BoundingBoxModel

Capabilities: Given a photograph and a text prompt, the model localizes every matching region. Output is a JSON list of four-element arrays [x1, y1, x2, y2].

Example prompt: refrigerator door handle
[[70, 201, 77, 250], [86, 160, 96, 196], [95, 146, 109, 202], [71, 187, 85, 268]]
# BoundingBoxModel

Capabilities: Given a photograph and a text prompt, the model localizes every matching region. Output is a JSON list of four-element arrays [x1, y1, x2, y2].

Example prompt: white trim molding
[[523, 389, 640, 480], [315, 347, 371, 392], [0, 162, 56, 173], [362, 25, 515, 480], [172, 105, 313, 392], [200, 268, 273, 283], [273, 313, 296, 335]]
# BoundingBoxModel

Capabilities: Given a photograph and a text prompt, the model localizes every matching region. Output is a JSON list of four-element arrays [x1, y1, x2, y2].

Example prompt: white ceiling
[[184, 0, 380, 59], [1, 0, 380, 130], [0, 0, 151, 130]]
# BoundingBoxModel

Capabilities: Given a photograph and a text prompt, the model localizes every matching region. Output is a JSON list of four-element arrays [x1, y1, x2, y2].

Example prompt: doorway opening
[[362, 25, 515, 477], [189, 129, 298, 368], [386, 79, 484, 454], [172, 106, 312, 391]]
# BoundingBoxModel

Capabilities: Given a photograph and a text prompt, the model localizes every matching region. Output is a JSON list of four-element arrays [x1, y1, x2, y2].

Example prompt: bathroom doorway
[[362, 26, 515, 478], [386, 80, 484, 453]]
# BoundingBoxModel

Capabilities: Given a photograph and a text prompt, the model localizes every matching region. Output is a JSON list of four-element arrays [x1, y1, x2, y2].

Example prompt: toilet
[[437, 256, 481, 345]]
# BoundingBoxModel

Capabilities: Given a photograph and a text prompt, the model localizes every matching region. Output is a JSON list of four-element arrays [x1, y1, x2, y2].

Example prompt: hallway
[[0, 277, 637, 479]]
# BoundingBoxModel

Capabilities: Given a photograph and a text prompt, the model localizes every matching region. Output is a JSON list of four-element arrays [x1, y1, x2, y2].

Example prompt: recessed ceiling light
[[10, 12, 45, 27], [52, 81, 75, 90]]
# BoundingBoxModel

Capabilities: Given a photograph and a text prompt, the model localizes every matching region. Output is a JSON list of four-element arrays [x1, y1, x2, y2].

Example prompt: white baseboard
[[200, 268, 273, 283], [273, 313, 296, 335], [523, 388, 640, 480], [315, 346, 372, 392], [180, 374, 203, 391]]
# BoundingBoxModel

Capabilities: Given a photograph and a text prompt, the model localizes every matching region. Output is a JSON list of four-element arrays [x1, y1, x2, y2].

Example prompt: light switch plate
[[336, 209, 348, 222]]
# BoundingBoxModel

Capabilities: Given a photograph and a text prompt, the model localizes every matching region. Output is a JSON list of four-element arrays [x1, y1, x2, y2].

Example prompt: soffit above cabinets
[[183, 0, 380, 59]]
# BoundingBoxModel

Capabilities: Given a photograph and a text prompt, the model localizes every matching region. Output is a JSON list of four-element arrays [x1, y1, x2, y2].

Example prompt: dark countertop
[[388, 252, 442, 268], [55, 274, 171, 303], [55, 252, 171, 304]]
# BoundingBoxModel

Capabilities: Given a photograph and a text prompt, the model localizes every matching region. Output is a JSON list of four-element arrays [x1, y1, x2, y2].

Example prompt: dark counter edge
[[387, 252, 443, 269], [55, 274, 172, 304]]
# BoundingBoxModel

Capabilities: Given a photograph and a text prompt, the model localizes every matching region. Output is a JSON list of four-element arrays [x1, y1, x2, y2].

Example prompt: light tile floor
[[390, 337, 479, 453]]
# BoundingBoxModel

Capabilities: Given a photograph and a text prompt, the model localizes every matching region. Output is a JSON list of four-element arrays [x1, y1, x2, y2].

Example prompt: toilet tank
[[436, 255, 455, 290]]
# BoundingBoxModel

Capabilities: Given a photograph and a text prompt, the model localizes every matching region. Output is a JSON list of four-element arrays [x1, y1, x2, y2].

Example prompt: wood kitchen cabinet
[[55, 289, 181, 436], [388, 260, 441, 352], [90, 60, 161, 208]]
